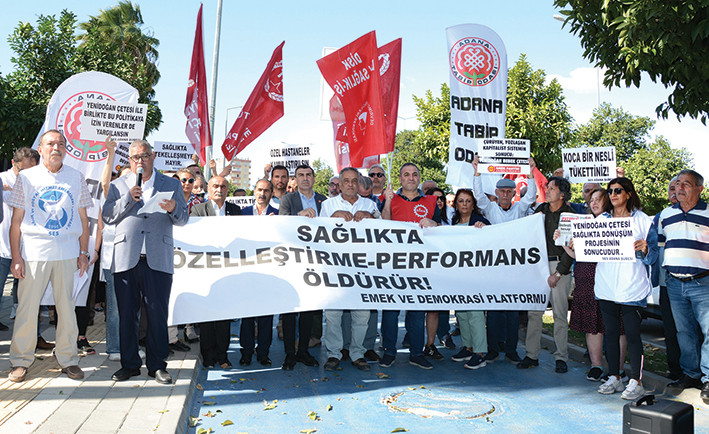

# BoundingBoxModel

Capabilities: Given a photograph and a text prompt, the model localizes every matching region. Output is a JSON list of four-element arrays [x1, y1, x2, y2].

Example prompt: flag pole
[[206, 0, 223, 181]]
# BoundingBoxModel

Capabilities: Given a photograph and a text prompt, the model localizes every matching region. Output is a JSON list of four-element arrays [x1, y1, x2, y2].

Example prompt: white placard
[[477, 138, 530, 175], [571, 217, 635, 262], [80, 100, 147, 142], [168, 214, 550, 325], [270, 144, 311, 176], [153, 141, 194, 171], [562, 146, 617, 184], [225, 196, 255, 207], [556, 212, 594, 246]]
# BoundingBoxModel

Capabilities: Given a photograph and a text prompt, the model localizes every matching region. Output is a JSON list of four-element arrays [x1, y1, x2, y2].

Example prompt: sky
[[1, 0, 707, 185]]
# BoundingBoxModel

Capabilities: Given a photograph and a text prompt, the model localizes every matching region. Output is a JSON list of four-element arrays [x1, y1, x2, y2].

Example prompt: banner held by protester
[[169, 214, 550, 325]]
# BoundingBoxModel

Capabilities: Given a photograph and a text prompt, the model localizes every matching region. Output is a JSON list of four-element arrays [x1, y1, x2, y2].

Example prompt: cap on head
[[496, 178, 516, 189]]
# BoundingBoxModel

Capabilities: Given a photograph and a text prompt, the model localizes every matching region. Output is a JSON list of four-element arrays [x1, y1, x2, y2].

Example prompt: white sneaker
[[598, 376, 624, 394], [138, 349, 146, 360], [621, 379, 645, 400], [108, 353, 121, 361]]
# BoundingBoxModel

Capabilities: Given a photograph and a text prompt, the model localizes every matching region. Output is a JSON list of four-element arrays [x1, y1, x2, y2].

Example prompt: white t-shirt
[[0, 169, 17, 258], [7, 164, 91, 261], [320, 195, 380, 218]]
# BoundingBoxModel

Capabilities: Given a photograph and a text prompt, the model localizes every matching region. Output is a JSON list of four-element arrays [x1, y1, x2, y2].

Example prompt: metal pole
[[206, 0, 223, 181]]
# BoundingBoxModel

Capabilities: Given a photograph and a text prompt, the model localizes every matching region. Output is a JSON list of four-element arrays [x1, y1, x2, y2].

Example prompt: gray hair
[[129, 139, 153, 153], [678, 169, 704, 187], [359, 173, 373, 189]]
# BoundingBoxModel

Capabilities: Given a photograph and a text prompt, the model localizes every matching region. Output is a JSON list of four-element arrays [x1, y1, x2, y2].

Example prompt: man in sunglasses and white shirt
[[103, 140, 188, 385]]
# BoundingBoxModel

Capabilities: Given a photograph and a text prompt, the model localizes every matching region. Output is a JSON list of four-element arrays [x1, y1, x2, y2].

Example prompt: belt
[[139, 254, 147, 260], [674, 270, 709, 283], [548, 256, 561, 262]]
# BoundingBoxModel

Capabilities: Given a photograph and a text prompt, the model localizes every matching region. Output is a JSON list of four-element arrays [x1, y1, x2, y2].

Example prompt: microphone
[[136, 167, 144, 187]]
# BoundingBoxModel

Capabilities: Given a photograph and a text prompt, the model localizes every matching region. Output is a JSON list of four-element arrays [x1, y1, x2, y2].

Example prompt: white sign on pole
[[477, 138, 530, 175], [556, 212, 594, 246], [562, 146, 617, 184], [270, 144, 311, 176], [80, 100, 147, 142], [153, 141, 194, 171], [225, 196, 255, 207], [571, 217, 635, 262]]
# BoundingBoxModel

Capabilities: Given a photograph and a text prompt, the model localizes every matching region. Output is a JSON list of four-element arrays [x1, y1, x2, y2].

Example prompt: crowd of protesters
[[1, 133, 707, 405]]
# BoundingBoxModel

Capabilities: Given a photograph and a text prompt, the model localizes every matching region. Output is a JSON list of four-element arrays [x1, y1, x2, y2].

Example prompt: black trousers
[[114, 258, 171, 372], [199, 320, 232, 366], [282, 311, 315, 356], [599, 300, 643, 381], [240, 315, 273, 358]]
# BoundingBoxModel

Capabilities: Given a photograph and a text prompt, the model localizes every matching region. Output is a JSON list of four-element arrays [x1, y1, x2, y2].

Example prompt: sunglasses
[[607, 187, 625, 196], [180, 178, 195, 184], [129, 153, 152, 162], [369, 173, 385, 178]]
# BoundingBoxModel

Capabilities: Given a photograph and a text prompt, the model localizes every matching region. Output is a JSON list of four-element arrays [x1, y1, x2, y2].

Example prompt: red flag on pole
[[184, 4, 211, 165], [378, 38, 402, 155], [317, 31, 386, 168], [222, 41, 285, 161]]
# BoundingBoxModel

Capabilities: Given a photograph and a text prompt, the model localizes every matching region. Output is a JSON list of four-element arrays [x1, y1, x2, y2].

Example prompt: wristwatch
[[80, 250, 91, 259], [553, 271, 561, 278]]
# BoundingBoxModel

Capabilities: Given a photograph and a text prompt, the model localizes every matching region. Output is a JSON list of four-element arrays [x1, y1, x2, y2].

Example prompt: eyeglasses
[[607, 187, 625, 196], [369, 172, 385, 178], [180, 178, 195, 184], [129, 153, 152, 162]]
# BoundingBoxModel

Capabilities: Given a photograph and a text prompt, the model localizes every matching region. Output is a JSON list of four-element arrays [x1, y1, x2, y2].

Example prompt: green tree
[[555, 0, 709, 123], [506, 54, 574, 174], [76, 1, 162, 134], [411, 83, 450, 164], [312, 158, 333, 196]]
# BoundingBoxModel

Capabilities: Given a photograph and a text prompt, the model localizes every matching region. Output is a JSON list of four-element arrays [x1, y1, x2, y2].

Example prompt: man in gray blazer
[[102, 140, 188, 384], [278, 164, 326, 370], [190, 176, 240, 369]]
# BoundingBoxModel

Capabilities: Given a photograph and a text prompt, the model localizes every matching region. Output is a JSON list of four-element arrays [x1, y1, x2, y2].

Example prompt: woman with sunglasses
[[426, 187, 451, 225], [449, 189, 491, 369], [592, 178, 657, 400], [176, 168, 203, 213]]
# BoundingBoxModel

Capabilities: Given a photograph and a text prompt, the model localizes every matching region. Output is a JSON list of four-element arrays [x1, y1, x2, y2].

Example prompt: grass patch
[[541, 314, 670, 377]]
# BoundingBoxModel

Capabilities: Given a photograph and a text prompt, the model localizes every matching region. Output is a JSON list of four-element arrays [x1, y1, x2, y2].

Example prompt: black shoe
[[364, 349, 381, 362], [483, 350, 499, 362], [440, 334, 456, 350], [281, 354, 296, 371], [169, 340, 191, 352], [701, 383, 709, 404], [505, 352, 522, 363], [112, 368, 141, 381], [517, 356, 539, 369], [0, 322, 8, 331], [423, 344, 444, 360], [148, 369, 172, 384], [555, 360, 568, 373], [258, 356, 272, 366], [295, 351, 319, 367], [239, 354, 252, 366], [667, 374, 702, 390], [324, 357, 341, 371]]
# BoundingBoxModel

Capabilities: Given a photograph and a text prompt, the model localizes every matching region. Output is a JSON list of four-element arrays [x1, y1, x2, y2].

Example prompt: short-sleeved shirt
[[320, 195, 380, 218], [8, 163, 91, 261]]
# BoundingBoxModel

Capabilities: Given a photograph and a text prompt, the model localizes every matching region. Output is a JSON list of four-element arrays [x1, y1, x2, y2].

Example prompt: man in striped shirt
[[658, 169, 709, 402]]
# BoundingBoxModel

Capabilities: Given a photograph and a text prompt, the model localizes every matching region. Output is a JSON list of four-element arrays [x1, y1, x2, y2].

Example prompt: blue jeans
[[103, 268, 120, 355], [487, 311, 520, 354], [381, 310, 400, 356], [667, 274, 709, 382], [404, 311, 425, 357]]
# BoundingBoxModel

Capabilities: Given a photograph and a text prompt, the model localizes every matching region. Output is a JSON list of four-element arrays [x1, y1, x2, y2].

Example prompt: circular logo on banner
[[350, 102, 374, 144], [413, 204, 429, 218], [265, 60, 283, 102], [30, 186, 76, 237], [55, 91, 114, 163], [450, 38, 500, 86]]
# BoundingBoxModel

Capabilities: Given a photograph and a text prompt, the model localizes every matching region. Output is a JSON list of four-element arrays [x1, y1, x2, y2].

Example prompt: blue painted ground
[[187, 315, 709, 433]]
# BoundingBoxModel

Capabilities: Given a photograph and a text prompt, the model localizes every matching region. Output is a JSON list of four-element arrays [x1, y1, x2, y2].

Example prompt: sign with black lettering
[[556, 212, 594, 246], [571, 217, 635, 262], [80, 100, 147, 142], [225, 196, 255, 207], [477, 138, 530, 174], [562, 147, 616, 184], [270, 145, 311, 176], [168, 214, 550, 325], [152, 141, 194, 171]]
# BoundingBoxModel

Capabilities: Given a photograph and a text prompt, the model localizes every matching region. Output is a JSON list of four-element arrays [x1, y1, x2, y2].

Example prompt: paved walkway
[[0, 274, 707, 433]]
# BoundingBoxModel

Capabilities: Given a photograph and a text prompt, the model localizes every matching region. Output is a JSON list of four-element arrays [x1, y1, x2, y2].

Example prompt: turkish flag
[[222, 41, 285, 161], [317, 31, 386, 168], [184, 4, 211, 165], [505, 167, 548, 204]]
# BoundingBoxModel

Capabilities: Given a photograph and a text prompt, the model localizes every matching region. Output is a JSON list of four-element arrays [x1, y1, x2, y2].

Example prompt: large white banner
[[34, 71, 139, 305], [169, 214, 550, 325], [445, 24, 508, 189]]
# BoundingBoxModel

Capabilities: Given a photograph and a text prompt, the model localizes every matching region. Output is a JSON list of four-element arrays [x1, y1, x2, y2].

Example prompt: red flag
[[184, 4, 211, 165], [317, 31, 386, 168], [222, 42, 285, 161], [378, 38, 402, 154], [505, 167, 548, 203]]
